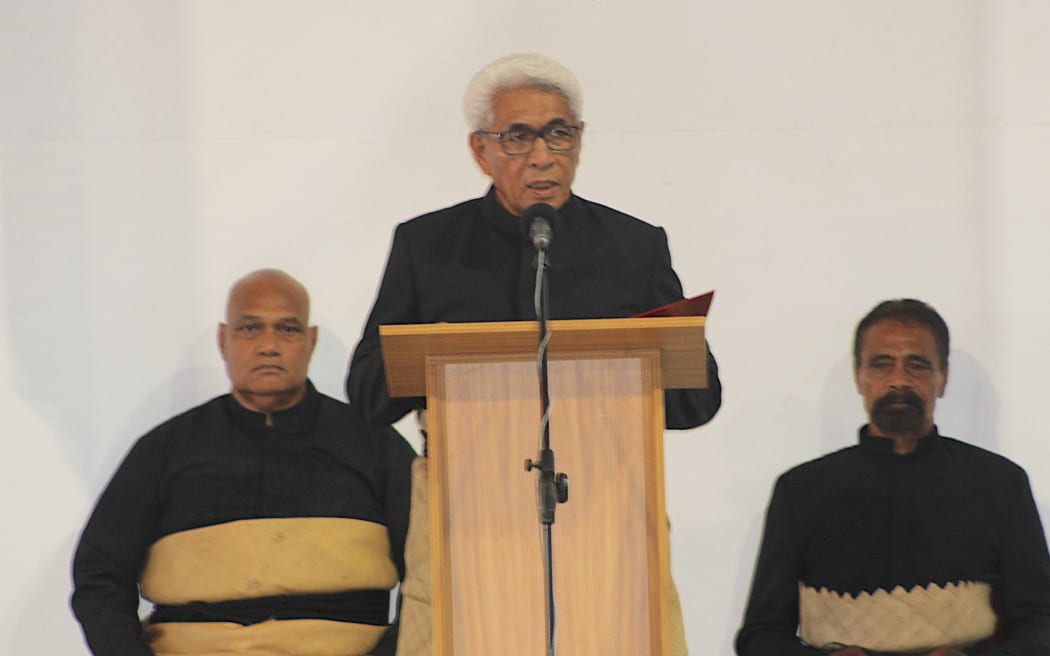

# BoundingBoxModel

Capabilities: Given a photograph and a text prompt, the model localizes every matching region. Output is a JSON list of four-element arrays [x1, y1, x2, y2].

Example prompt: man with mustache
[[736, 299, 1050, 655], [72, 270, 415, 656]]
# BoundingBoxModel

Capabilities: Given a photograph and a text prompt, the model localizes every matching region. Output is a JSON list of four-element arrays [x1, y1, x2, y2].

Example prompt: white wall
[[2, 1, 1048, 653]]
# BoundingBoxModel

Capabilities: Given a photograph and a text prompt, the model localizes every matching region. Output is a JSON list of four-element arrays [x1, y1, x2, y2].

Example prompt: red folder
[[634, 290, 715, 318]]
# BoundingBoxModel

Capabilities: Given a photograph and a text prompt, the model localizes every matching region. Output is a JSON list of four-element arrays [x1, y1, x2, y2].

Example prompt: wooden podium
[[381, 316, 707, 655]]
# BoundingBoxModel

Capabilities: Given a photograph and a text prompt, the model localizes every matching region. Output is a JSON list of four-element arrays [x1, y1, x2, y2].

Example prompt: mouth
[[527, 181, 559, 195], [874, 390, 924, 413], [252, 365, 285, 373]]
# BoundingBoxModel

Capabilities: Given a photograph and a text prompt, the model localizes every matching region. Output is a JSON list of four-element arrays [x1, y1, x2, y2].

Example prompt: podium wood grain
[[427, 352, 669, 655]]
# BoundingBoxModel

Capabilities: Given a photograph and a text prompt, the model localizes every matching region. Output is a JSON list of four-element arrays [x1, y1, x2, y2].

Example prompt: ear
[[307, 326, 319, 357], [217, 323, 228, 361], [469, 132, 492, 177], [938, 363, 949, 398]]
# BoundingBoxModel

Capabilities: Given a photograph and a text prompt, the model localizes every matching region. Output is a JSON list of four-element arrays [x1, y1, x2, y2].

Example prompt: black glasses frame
[[474, 123, 581, 156]]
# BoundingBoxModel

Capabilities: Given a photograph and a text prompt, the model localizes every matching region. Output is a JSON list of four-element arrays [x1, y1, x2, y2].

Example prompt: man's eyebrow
[[505, 119, 571, 131], [233, 314, 304, 325], [906, 354, 934, 364]]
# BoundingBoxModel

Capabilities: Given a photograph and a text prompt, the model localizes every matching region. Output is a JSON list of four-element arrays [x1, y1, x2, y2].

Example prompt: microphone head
[[524, 203, 555, 251]]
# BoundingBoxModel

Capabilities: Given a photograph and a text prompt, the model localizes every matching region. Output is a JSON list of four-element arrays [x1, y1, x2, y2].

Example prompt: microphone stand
[[524, 242, 569, 656]]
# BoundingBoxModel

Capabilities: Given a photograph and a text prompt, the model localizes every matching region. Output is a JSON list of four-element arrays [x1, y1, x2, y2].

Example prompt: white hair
[[462, 53, 583, 131]]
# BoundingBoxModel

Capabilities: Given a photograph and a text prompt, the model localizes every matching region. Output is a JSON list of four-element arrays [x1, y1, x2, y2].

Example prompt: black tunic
[[346, 188, 721, 428], [736, 427, 1050, 655], [71, 381, 416, 656]]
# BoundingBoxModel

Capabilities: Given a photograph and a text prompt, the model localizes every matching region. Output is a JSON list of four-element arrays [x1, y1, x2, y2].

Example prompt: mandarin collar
[[858, 424, 941, 458], [223, 379, 320, 437], [479, 186, 576, 242]]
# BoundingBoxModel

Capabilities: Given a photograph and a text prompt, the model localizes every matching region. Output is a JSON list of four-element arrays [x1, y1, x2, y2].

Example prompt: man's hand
[[829, 648, 869, 656], [922, 648, 966, 656]]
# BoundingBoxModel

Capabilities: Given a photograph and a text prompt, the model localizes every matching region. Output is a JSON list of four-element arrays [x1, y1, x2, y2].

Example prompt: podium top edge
[[379, 316, 707, 396], [379, 315, 705, 337]]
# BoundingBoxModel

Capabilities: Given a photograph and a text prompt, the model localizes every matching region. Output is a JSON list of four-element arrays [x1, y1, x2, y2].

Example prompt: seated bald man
[[72, 269, 415, 656]]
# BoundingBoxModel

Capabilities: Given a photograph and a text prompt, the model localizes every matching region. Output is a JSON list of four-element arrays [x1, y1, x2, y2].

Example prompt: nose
[[256, 327, 280, 354], [526, 136, 556, 167], [887, 363, 911, 388]]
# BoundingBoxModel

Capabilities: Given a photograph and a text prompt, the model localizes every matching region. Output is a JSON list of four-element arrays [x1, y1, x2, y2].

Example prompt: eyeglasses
[[475, 123, 581, 156]]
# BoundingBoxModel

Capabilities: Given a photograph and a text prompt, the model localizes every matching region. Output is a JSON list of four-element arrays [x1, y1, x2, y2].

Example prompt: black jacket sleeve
[[973, 469, 1050, 655], [647, 226, 721, 428], [735, 475, 823, 656], [346, 223, 422, 426], [663, 348, 721, 429], [71, 435, 162, 656]]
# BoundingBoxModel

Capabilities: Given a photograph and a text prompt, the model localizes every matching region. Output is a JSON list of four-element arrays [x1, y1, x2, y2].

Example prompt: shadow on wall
[[8, 533, 92, 655], [819, 348, 999, 454], [1, 5, 196, 486], [304, 325, 354, 403]]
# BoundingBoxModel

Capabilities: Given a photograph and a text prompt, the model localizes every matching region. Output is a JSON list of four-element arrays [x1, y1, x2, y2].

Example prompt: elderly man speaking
[[346, 53, 720, 655], [346, 52, 721, 430]]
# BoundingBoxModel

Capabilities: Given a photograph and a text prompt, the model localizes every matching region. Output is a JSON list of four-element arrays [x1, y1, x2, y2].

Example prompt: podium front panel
[[427, 351, 670, 655]]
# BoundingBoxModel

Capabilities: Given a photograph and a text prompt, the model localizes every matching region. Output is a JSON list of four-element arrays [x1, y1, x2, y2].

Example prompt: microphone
[[524, 203, 554, 251]]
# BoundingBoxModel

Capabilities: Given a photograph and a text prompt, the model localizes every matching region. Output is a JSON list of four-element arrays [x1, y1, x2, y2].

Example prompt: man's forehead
[[861, 320, 938, 353], [231, 311, 305, 323], [506, 118, 570, 129], [226, 293, 308, 324], [491, 88, 574, 126]]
